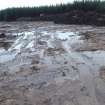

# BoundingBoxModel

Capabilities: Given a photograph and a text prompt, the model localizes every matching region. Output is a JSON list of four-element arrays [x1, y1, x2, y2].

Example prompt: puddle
[[0, 48, 6, 54], [0, 53, 16, 63], [56, 31, 76, 40], [82, 51, 105, 66], [0, 39, 14, 63]]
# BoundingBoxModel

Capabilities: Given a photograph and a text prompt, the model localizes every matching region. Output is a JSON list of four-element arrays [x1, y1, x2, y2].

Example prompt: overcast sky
[[0, 0, 74, 10]]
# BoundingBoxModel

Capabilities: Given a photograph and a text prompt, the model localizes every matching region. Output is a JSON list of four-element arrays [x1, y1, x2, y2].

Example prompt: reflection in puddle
[[56, 31, 76, 40], [0, 48, 6, 54], [0, 41, 15, 63], [0, 53, 16, 63], [82, 51, 105, 66]]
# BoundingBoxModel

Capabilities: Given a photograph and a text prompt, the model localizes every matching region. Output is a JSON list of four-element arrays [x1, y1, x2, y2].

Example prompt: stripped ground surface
[[0, 22, 105, 105]]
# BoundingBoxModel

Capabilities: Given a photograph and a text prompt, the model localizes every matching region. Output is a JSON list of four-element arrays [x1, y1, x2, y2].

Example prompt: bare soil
[[0, 22, 105, 105]]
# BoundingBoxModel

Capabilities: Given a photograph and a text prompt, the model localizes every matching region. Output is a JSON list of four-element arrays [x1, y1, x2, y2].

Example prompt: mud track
[[0, 22, 105, 105]]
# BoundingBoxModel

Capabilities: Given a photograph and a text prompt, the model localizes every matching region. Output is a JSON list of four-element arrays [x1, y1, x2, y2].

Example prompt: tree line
[[0, 0, 104, 21]]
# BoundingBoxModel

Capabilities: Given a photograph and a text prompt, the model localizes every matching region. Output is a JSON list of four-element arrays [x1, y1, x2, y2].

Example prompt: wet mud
[[0, 22, 105, 105]]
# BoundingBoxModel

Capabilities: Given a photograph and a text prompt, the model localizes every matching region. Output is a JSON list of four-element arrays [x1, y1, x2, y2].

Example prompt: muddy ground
[[0, 22, 105, 105]]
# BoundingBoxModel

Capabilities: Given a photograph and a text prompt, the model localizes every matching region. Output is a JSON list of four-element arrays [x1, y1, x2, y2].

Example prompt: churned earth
[[0, 22, 105, 105]]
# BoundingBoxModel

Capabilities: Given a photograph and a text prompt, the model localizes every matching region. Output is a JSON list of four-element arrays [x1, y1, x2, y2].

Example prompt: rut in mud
[[0, 22, 105, 105]]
